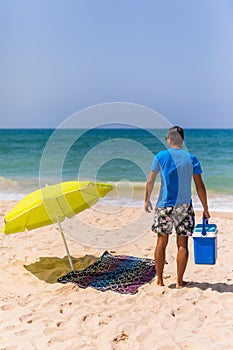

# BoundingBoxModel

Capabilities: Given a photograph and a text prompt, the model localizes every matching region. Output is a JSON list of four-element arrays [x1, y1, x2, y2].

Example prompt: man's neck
[[169, 144, 182, 149]]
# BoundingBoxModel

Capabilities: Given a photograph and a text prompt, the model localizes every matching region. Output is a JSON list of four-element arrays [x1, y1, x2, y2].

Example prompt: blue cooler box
[[192, 219, 218, 265]]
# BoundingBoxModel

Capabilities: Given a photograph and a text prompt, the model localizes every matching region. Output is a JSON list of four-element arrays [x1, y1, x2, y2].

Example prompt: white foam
[[0, 191, 26, 201], [0, 176, 35, 201], [0, 176, 232, 213], [102, 193, 233, 212], [192, 195, 233, 213]]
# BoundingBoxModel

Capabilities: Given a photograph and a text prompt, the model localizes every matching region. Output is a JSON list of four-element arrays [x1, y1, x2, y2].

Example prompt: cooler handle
[[202, 217, 208, 236]]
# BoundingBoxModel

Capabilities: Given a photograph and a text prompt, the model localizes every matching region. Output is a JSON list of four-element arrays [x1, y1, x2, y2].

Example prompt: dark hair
[[168, 126, 184, 145]]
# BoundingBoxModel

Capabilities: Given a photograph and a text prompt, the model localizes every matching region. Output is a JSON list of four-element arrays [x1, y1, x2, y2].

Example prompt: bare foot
[[157, 279, 165, 286], [176, 281, 189, 289]]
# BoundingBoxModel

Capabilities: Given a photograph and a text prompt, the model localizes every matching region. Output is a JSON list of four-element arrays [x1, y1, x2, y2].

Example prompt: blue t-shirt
[[151, 148, 202, 207]]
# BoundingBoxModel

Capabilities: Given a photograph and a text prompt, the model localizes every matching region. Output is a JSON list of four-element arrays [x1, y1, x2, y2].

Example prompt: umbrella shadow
[[24, 254, 99, 284], [168, 281, 233, 293]]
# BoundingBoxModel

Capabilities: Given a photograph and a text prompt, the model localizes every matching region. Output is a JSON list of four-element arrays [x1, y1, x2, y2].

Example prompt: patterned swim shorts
[[152, 204, 195, 236]]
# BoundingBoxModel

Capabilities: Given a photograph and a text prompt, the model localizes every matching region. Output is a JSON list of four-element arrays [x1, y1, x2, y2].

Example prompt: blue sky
[[0, 0, 233, 128]]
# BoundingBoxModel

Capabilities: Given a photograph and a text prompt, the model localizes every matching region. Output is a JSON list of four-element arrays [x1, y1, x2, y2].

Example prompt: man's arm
[[193, 173, 210, 219], [144, 170, 157, 213]]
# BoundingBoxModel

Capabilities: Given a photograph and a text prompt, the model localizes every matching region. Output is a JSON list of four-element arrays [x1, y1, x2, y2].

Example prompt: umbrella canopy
[[2, 181, 113, 233], [2, 181, 113, 271]]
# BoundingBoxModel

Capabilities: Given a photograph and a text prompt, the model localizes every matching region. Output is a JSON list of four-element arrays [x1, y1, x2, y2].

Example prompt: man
[[144, 126, 210, 288]]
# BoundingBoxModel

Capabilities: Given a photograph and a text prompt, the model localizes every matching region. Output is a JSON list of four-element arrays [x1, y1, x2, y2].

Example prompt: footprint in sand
[[1, 303, 16, 311], [113, 330, 129, 343], [14, 329, 30, 336], [18, 312, 38, 324]]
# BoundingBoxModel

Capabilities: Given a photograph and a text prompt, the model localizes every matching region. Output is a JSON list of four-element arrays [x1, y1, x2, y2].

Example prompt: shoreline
[[1, 199, 232, 215], [1, 175, 233, 212]]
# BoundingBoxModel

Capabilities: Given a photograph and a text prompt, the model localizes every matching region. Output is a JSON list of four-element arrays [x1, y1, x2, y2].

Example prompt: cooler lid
[[193, 224, 218, 237]]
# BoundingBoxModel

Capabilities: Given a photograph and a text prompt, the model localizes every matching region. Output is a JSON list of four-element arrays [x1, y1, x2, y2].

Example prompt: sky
[[0, 0, 233, 128]]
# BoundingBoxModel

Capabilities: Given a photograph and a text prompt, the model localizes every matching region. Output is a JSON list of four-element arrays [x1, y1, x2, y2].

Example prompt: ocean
[[0, 128, 233, 212]]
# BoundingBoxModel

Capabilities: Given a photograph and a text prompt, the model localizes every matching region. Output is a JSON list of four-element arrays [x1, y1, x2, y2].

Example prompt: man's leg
[[176, 235, 189, 288], [155, 234, 169, 286]]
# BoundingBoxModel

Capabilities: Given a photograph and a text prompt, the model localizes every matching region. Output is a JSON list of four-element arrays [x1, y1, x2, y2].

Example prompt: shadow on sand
[[168, 281, 233, 293], [24, 255, 99, 284]]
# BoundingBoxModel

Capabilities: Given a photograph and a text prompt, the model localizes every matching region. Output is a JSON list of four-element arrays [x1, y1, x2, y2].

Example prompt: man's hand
[[144, 171, 157, 213], [144, 200, 153, 213], [203, 210, 210, 220]]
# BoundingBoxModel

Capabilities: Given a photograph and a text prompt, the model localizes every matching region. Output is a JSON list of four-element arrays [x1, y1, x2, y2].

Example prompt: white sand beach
[[0, 200, 233, 350]]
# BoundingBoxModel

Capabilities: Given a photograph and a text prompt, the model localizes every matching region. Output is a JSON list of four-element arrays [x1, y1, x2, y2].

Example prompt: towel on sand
[[58, 251, 156, 294]]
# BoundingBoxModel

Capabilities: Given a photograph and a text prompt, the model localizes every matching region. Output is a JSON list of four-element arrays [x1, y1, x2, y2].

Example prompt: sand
[[0, 200, 233, 350]]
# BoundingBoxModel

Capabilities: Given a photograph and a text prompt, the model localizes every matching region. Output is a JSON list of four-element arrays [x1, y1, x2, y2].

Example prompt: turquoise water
[[0, 128, 233, 211]]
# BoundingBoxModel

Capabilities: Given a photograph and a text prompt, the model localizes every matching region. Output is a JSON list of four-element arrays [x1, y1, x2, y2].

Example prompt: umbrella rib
[[56, 197, 66, 219], [24, 210, 31, 230], [54, 188, 100, 216]]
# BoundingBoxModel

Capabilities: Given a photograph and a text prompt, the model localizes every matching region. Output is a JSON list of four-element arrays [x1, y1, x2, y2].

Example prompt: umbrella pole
[[56, 217, 75, 272]]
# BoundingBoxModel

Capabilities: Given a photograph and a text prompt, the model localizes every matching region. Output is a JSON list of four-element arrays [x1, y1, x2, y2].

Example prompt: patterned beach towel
[[58, 251, 156, 294]]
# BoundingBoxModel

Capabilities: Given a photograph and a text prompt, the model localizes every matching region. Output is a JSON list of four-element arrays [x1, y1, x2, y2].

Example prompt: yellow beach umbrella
[[2, 181, 113, 271]]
